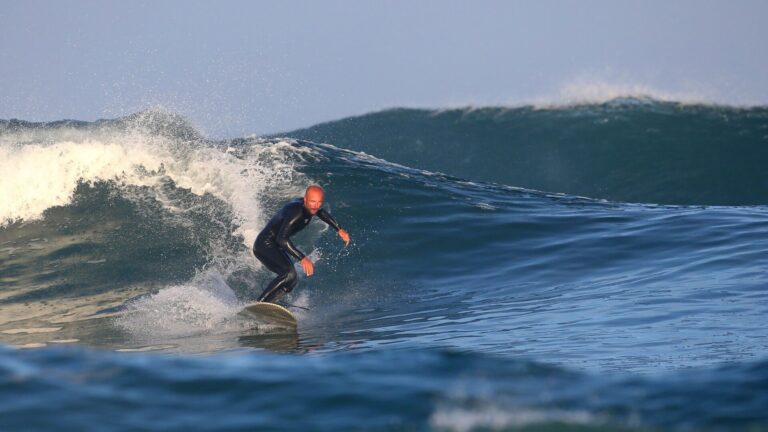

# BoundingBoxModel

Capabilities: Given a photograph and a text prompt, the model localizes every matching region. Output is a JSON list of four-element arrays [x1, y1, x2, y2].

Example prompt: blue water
[[282, 100, 768, 206], [1, 102, 767, 431]]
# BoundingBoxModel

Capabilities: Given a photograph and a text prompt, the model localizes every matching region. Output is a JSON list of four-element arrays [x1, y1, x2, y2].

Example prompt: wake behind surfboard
[[240, 302, 297, 329]]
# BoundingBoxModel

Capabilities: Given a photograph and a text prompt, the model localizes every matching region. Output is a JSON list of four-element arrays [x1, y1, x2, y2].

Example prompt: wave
[[2, 109, 768, 432], [0, 111, 301, 244], [278, 98, 768, 205], [1, 110, 767, 375], [0, 111, 314, 346]]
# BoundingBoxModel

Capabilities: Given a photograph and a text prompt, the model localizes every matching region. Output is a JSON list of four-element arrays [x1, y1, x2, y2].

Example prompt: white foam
[[115, 270, 242, 338], [0, 139, 164, 224], [286, 289, 311, 322], [1, 327, 62, 335], [531, 78, 714, 108], [115, 344, 178, 352], [15, 343, 47, 349], [0, 121, 308, 250], [165, 140, 305, 247], [48, 339, 79, 344], [430, 405, 602, 431]]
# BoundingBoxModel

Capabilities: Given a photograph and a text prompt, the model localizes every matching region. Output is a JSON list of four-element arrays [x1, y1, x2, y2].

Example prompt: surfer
[[253, 185, 350, 303]]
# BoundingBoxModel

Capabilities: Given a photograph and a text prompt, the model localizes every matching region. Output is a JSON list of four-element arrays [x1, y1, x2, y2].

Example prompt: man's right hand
[[300, 257, 314, 276]]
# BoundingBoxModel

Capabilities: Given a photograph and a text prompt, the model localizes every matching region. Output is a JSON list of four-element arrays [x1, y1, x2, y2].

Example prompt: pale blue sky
[[1, 0, 767, 137]]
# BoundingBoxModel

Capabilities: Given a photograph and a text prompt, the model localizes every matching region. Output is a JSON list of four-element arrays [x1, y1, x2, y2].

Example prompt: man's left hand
[[338, 229, 350, 247]]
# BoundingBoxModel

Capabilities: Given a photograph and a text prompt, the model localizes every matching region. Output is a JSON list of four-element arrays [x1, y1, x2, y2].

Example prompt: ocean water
[[1, 101, 767, 431], [282, 100, 768, 206]]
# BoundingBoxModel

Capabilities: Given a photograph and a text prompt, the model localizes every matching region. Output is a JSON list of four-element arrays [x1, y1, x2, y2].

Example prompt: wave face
[[1, 110, 767, 431], [280, 100, 768, 205]]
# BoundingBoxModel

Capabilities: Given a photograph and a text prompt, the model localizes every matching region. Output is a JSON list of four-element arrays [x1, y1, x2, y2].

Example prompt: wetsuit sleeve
[[316, 208, 341, 231], [276, 207, 306, 260]]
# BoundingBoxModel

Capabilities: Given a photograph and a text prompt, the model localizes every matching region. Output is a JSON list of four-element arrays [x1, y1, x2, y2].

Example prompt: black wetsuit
[[253, 199, 341, 303]]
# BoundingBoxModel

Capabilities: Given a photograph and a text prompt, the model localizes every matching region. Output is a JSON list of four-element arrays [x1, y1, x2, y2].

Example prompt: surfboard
[[240, 302, 297, 329]]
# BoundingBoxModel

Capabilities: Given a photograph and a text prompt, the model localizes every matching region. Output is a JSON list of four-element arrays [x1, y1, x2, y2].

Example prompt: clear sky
[[1, 0, 767, 137]]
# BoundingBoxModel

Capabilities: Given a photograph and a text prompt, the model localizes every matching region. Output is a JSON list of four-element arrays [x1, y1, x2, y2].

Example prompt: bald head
[[303, 184, 324, 215], [305, 185, 324, 196]]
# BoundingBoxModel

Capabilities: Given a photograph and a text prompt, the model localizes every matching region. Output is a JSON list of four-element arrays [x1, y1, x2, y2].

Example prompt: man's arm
[[275, 209, 306, 260], [317, 208, 350, 246], [316, 208, 341, 231]]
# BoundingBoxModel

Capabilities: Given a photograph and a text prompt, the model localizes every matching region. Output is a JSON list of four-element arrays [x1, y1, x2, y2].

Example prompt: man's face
[[303, 189, 324, 215]]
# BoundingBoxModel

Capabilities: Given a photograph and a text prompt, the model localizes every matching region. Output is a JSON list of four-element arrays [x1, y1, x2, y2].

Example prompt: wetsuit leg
[[253, 242, 298, 303]]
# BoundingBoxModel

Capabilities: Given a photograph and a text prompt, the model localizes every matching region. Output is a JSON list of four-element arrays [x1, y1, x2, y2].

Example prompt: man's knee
[[284, 268, 298, 290]]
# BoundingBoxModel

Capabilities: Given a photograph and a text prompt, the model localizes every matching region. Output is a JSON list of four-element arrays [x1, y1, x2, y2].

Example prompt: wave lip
[[0, 110, 307, 248], [0, 139, 164, 224], [530, 81, 718, 108]]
